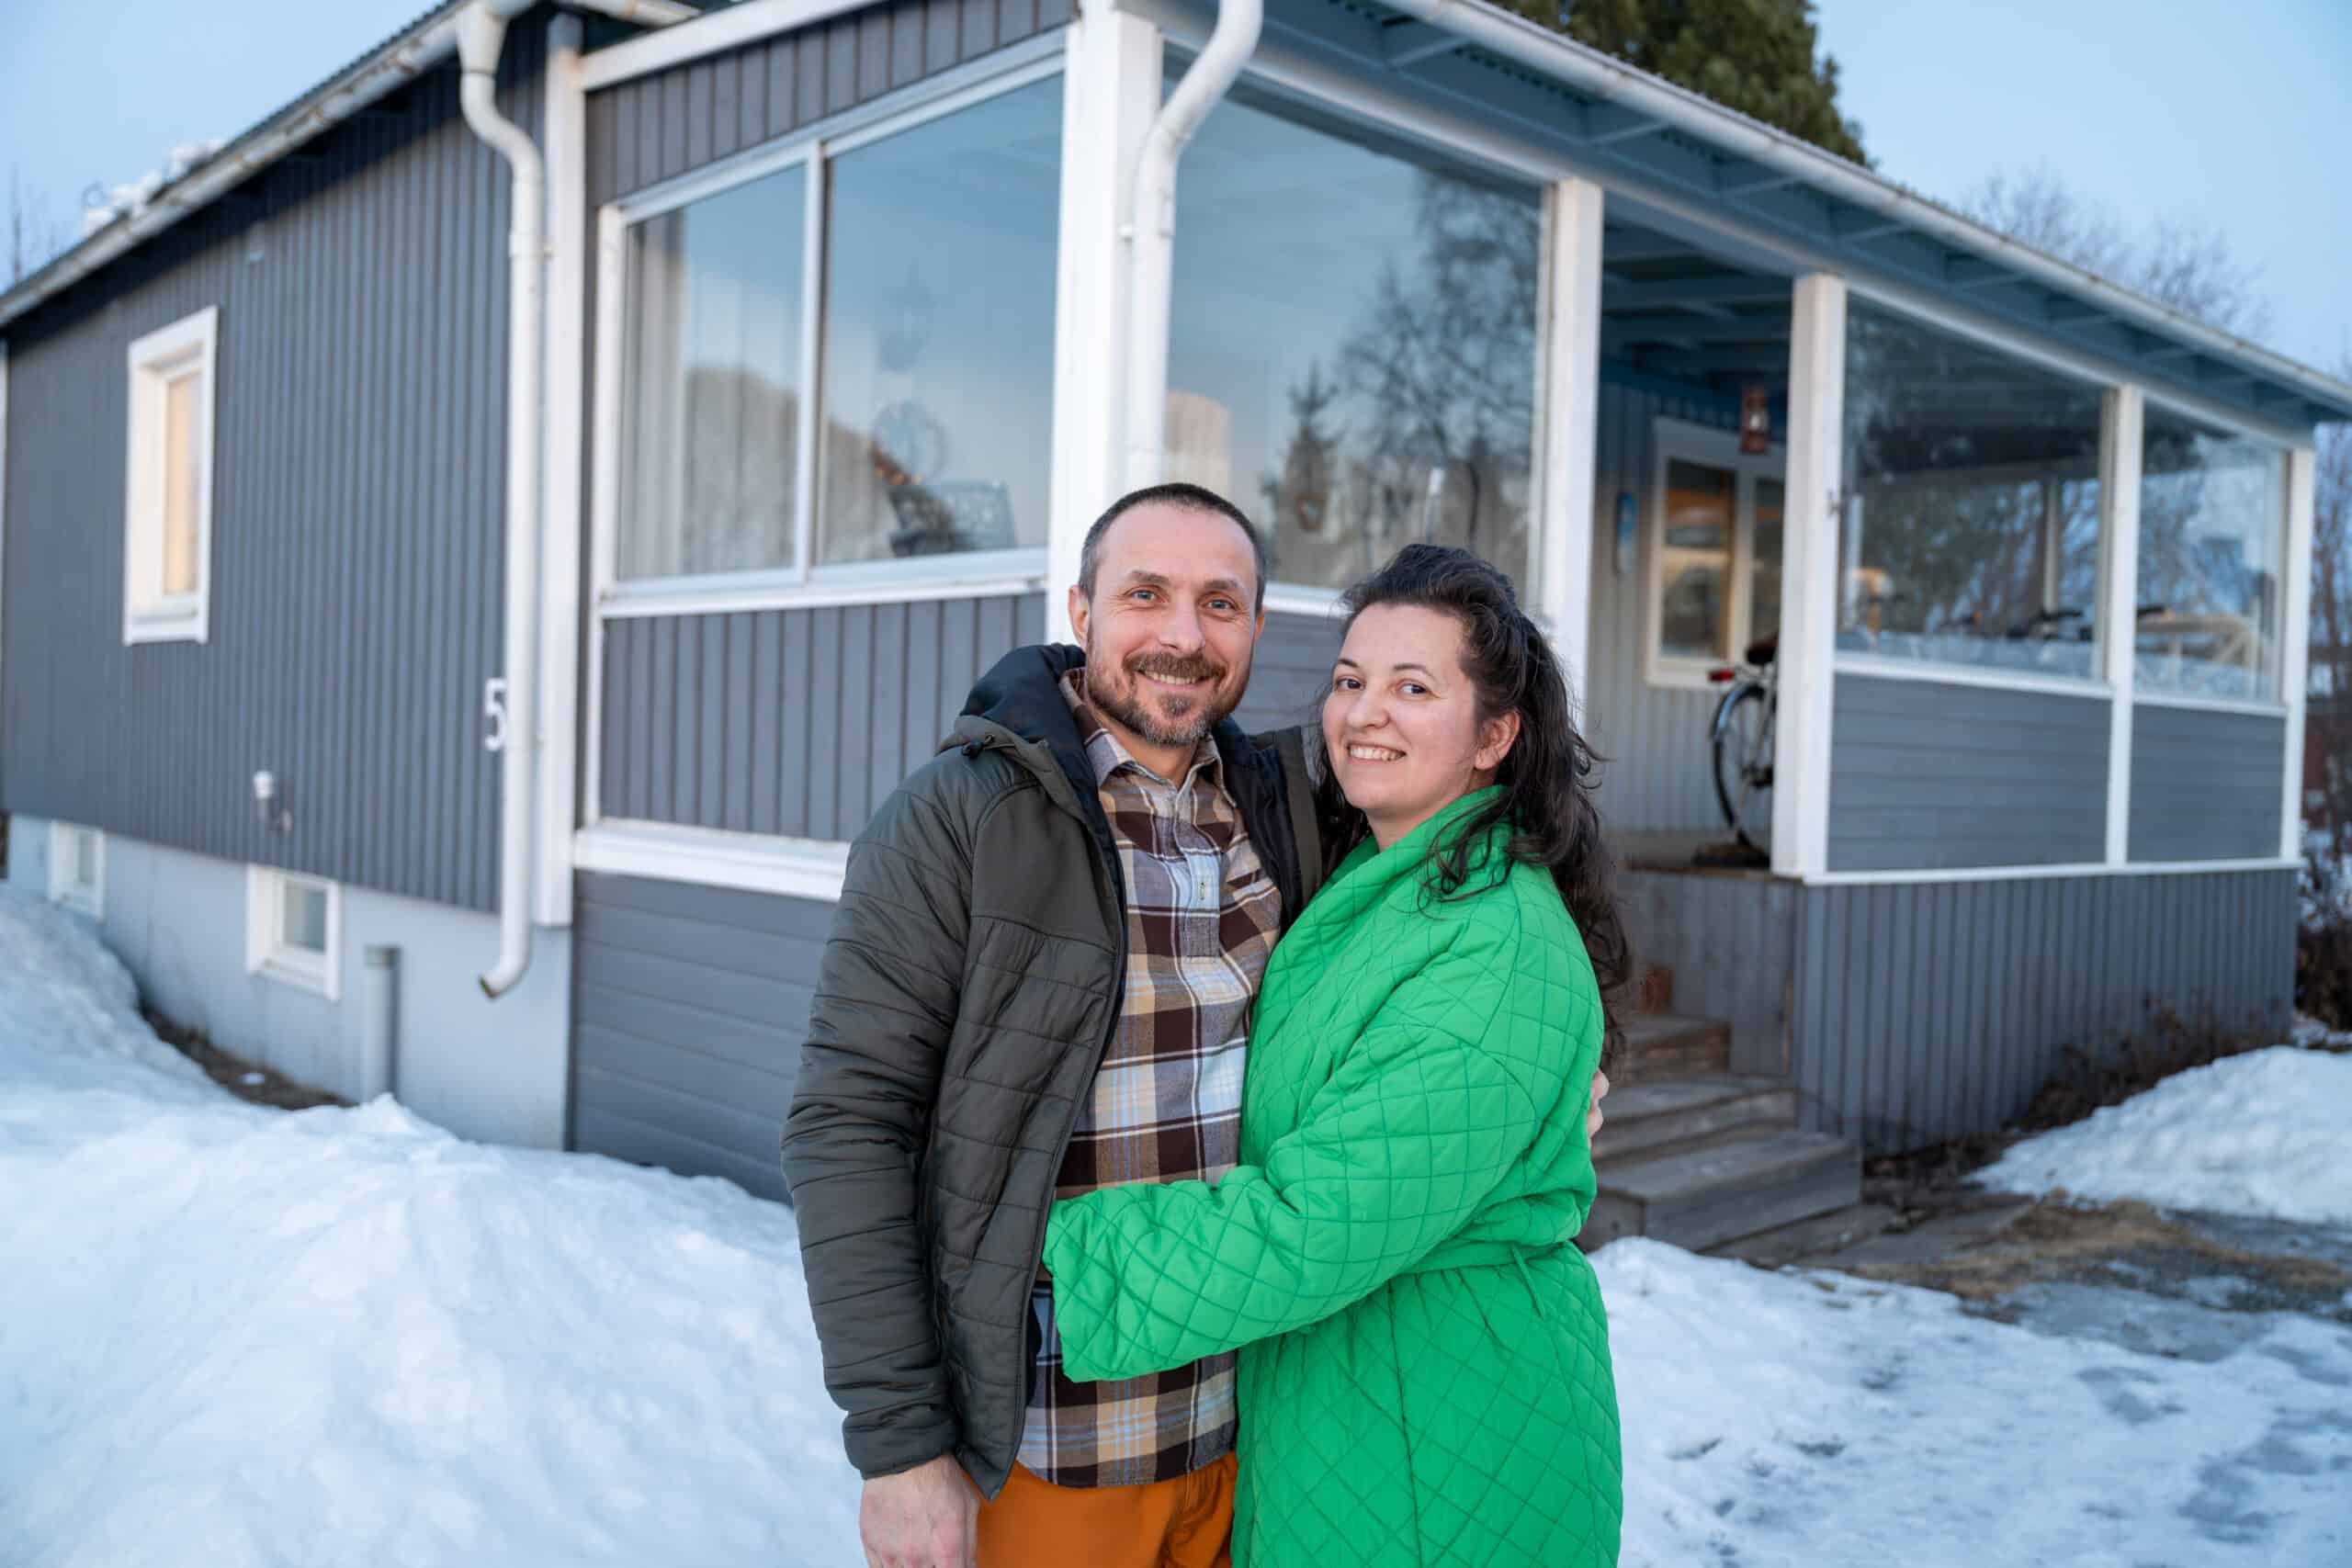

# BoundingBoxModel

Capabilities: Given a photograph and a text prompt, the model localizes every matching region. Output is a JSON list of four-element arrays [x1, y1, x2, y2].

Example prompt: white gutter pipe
[[1377, 0, 2352, 423], [0, 0, 692, 335], [461, 0, 548, 999], [1123, 0, 1263, 491]]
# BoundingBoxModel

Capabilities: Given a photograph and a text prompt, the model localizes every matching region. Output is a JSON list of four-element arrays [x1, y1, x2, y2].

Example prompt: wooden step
[[1702, 1201, 1900, 1269], [1614, 1013, 1730, 1083], [1579, 1130, 1861, 1253], [1592, 1075, 1795, 1166]]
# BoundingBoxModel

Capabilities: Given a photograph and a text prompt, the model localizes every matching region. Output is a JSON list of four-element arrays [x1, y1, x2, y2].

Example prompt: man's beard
[[1082, 641, 1244, 750]]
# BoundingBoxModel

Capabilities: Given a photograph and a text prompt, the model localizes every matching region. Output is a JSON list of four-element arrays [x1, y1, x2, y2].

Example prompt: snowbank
[[4, 887, 2347, 1566], [0, 888, 861, 1566], [1980, 1046, 2352, 1224]]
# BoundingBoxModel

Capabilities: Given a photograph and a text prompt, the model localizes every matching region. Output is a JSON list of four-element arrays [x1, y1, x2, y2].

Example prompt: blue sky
[[5, 0, 2346, 375]]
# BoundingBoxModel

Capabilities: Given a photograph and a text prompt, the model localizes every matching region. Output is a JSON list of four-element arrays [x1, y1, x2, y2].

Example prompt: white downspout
[[460, 0, 546, 998], [1122, 0, 1262, 491]]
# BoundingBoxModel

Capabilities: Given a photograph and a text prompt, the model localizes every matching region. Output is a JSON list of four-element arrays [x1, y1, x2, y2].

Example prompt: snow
[[1981, 1047, 2352, 1224], [77, 140, 224, 237], [4, 885, 2348, 1566]]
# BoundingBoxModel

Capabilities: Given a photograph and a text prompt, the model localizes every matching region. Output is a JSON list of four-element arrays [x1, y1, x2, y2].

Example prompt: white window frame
[[587, 50, 1062, 625], [1828, 286, 2120, 701], [122, 305, 220, 646], [2128, 384, 2296, 718], [583, 46, 1063, 831], [1644, 416, 1785, 691], [49, 823, 105, 919], [245, 865, 342, 1001]]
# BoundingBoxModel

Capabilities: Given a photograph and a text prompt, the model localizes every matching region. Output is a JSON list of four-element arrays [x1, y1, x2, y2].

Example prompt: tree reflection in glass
[[1168, 96, 1539, 592]]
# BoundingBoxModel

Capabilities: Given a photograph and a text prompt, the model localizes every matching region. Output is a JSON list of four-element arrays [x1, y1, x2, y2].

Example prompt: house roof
[[1283, 0, 2352, 430], [6, 0, 2346, 431], [0, 1, 705, 336]]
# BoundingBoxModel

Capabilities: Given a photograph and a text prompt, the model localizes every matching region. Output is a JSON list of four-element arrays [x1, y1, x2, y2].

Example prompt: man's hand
[[860, 1453, 978, 1568], [1586, 1069, 1611, 1143]]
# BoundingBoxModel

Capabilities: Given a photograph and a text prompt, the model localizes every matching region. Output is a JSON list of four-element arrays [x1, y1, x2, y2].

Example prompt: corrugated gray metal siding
[[1232, 609, 1340, 736], [1618, 868, 1798, 1076], [571, 870, 831, 1200], [1827, 675, 2109, 872], [583, 0, 1071, 207], [0, 39, 544, 912], [2129, 703, 2285, 862], [1580, 372, 1744, 835], [1789, 868, 2295, 1153], [596, 593, 1046, 839]]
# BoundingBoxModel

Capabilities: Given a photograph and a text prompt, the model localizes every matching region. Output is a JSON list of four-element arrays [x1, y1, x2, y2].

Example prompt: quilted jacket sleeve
[[1042, 904, 1590, 1382], [782, 770, 975, 1479]]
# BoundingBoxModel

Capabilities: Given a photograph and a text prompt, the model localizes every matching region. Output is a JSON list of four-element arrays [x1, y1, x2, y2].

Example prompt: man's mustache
[[1126, 653, 1227, 685]]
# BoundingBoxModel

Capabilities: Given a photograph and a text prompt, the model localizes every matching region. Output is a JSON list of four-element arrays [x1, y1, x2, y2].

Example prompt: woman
[[1042, 544, 1628, 1567]]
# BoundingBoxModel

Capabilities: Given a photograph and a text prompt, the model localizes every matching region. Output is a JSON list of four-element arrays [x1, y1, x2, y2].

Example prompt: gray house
[[5, 0, 2342, 1250]]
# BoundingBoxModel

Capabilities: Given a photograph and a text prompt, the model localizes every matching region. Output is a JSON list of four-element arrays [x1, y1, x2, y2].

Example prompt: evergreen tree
[[1497, 0, 1869, 165]]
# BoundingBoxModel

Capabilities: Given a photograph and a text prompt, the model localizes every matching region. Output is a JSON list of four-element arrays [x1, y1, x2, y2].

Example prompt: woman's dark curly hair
[[1314, 543, 1631, 1068]]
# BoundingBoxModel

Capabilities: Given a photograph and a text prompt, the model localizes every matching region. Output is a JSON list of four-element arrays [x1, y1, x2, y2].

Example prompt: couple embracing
[[784, 482, 1626, 1568]]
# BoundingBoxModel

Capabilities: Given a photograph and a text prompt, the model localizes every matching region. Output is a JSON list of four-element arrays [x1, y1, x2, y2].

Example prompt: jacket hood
[[946, 642, 1303, 920], [947, 644, 1096, 822]]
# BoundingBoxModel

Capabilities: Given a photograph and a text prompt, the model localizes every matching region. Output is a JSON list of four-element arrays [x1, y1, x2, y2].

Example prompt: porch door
[[1659, 448, 1785, 670]]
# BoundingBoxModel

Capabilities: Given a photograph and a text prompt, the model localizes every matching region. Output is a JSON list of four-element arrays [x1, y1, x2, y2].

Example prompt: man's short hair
[[1077, 482, 1270, 613]]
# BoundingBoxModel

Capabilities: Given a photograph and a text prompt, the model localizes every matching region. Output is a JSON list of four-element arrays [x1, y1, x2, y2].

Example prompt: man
[[785, 483, 1310, 1568], [785, 483, 1611, 1568]]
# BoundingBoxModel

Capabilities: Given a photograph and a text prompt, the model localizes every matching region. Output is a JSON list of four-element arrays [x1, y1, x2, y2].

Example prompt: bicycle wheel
[[1710, 682, 1775, 851]]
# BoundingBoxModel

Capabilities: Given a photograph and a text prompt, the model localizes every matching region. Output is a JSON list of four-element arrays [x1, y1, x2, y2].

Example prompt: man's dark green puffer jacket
[[781, 643, 1313, 1498]]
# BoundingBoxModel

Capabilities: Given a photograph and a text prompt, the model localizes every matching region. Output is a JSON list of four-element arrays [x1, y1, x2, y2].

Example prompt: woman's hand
[[1586, 1070, 1611, 1143]]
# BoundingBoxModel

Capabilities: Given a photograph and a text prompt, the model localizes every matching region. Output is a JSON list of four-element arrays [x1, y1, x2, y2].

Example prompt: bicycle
[[1708, 634, 1778, 854]]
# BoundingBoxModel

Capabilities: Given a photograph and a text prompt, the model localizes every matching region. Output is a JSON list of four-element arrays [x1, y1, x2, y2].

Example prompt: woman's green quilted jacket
[[1043, 791, 1623, 1567]]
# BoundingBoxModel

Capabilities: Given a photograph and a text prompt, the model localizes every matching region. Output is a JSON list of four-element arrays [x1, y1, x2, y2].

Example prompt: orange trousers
[[975, 1453, 1236, 1568]]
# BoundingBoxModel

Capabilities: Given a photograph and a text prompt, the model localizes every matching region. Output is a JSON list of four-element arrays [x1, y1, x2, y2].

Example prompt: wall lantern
[[1740, 385, 1771, 455]]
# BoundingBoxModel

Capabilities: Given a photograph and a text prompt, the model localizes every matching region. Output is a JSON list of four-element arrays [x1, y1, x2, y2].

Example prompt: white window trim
[[2131, 384, 2297, 711], [1830, 295, 2127, 705], [537, 10, 590, 931], [1644, 415, 1786, 692], [2131, 689, 2291, 719], [574, 818, 850, 903], [121, 305, 219, 647], [245, 865, 343, 1002], [1804, 855, 2301, 888], [48, 823, 105, 919], [1832, 653, 2110, 702]]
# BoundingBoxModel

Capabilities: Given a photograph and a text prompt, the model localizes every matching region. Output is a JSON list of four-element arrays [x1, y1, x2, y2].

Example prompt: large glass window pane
[[1169, 92, 1539, 591], [2136, 408, 2287, 701], [1839, 300, 2105, 678], [1659, 460, 1734, 659], [820, 79, 1061, 564], [619, 164, 808, 581]]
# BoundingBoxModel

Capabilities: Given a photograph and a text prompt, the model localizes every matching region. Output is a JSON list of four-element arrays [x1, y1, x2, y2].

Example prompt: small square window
[[49, 823, 105, 919], [246, 866, 340, 1000], [124, 306, 219, 646]]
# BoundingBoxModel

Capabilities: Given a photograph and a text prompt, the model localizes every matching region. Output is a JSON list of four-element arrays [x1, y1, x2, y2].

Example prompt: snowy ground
[[3, 886, 2347, 1567]]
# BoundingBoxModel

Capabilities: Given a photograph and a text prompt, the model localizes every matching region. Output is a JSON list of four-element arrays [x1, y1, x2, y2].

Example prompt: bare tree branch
[[1962, 164, 2270, 342]]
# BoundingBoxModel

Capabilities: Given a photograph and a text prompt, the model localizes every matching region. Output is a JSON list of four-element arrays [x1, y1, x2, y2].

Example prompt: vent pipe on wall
[[360, 945, 401, 1100]]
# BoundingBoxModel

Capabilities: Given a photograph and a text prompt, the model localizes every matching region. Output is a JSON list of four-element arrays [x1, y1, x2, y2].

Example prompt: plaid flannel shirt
[[1014, 672, 1283, 1488]]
